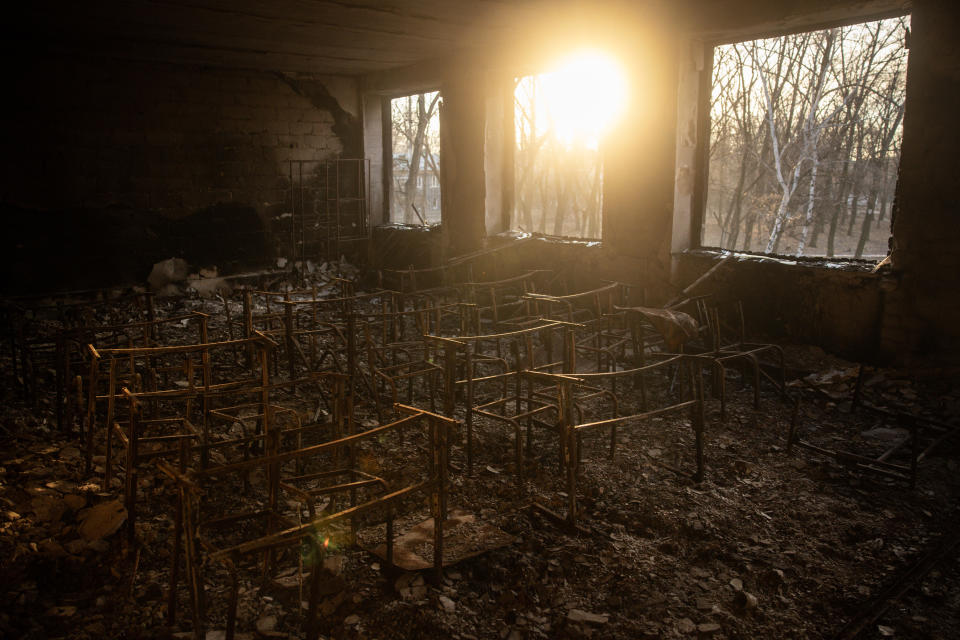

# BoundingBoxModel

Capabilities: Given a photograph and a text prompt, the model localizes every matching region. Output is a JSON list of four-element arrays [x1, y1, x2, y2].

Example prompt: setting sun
[[528, 50, 628, 149]]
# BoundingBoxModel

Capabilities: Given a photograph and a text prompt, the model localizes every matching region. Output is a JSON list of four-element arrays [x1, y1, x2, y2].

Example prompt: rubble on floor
[[1, 280, 958, 640]]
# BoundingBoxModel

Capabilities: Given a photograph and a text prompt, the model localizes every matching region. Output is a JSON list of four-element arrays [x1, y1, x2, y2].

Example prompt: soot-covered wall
[[1, 54, 360, 294]]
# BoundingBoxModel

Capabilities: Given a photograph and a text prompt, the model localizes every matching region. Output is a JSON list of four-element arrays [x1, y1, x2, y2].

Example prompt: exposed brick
[[301, 135, 327, 149], [4, 55, 348, 222], [302, 109, 334, 124], [277, 107, 307, 122], [265, 121, 289, 135], [289, 121, 313, 135]]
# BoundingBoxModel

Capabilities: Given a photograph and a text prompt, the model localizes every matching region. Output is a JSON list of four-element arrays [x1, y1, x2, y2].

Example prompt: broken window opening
[[511, 53, 625, 240], [701, 15, 910, 259], [390, 90, 442, 226]]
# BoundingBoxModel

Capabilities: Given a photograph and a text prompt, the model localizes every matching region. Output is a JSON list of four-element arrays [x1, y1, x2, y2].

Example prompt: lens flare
[[535, 50, 628, 149]]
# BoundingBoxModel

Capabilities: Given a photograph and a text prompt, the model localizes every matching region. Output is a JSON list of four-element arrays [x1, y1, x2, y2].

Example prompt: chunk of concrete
[[567, 609, 608, 625], [148, 258, 190, 290], [78, 500, 127, 541], [188, 277, 232, 298]]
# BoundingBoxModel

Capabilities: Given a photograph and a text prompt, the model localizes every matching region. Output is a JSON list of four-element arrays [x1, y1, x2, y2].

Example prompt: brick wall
[[1, 54, 359, 292]]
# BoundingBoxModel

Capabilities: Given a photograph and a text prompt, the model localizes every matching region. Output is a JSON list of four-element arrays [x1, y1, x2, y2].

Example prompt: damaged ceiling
[[16, 0, 564, 75]]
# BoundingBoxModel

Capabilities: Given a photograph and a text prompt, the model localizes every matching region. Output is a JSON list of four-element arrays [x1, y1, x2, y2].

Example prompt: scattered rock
[[697, 622, 721, 636], [439, 595, 456, 612], [63, 494, 87, 511], [31, 495, 66, 523], [255, 615, 277, 636], [148, 258, 190, 290], [65, 539, 87, 555], [188, 277, 233, 299], [678, 618, 696, 634], [734, 590, 758, 611], [156, 283, 183, 297], [209, 633, 253, 640], [861, 427, 909, 441], [734, 459, 756, 476], [39, 539, 67, 557], [567, 609, 608, 625], [410, 585, 428, 600], [59, 447, 81, 460], [78, 500, 127, 541], [394, 573, 416, 592], [87, 539, 111, 553], [323, 554, 345, 576]]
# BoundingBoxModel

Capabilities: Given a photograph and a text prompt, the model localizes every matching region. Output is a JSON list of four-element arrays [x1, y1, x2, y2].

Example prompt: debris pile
[[1, 269, 958, 640]]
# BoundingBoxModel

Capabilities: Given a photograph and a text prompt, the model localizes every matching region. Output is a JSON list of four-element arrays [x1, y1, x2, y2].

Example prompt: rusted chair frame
[[521, 281, 626, 324], [787, 365, 956, 487], [87, 334, 276, 478], [101, 337, 291, 542], [5, 291, 158, 423], [108, 372, 349, 620], [56, 312, 211, 434], [532, 355, 706, 526], [109, 387, 202, 544], [241, 286, 378, 363], [461, 270, 552, 330], [378, 261, 473, 295], [402, 296, 475, 337], [612, 306, 688, 363], [701, 301, 788, 420], [271, 293, 407, 383], [207, 372, 352, 468], [573, 312, 636, 375], [358, 301, 476, 420], [520, 283, 639, 374], [275, 302, 465, 418], [377, 236, 539, 293], [425, 321, 582, 489], [787, 409, 921, 486], [146, 372, 346, 626], [628, 298, 789, 421], [356, 299, 474, 344], [159, 403, 453, 640], [366, 335, 442, 421], [272, 302, 446, 409]]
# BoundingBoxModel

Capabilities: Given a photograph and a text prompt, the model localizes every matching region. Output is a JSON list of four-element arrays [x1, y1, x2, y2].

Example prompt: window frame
[[507, 70, 606, 243], [383, 88, 443, 227], [689, 9, 911, 264]]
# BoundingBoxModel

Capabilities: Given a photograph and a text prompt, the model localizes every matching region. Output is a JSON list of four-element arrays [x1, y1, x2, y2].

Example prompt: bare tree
[[513, 75, 604, 239], [703, 16, 909, 258], [391, 92, 441, 224]]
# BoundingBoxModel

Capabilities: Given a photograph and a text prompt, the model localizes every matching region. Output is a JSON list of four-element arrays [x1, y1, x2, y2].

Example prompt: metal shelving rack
[[288, 158, 370, 266]]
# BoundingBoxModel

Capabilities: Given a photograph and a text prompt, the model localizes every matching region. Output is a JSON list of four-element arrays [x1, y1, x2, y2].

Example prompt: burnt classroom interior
[[2, 1, 959, 639]]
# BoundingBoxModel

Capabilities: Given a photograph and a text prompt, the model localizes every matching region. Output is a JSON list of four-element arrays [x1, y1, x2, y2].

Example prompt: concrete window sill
[[684, 248, 886, 274]]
